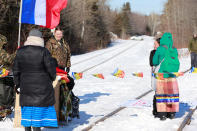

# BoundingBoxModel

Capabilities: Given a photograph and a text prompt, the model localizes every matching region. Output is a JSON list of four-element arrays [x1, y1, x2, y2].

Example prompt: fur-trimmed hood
[[24, 36, 44, 47]]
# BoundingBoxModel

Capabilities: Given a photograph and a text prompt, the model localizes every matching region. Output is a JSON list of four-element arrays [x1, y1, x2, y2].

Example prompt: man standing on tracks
[[188, 32, 197, 68]]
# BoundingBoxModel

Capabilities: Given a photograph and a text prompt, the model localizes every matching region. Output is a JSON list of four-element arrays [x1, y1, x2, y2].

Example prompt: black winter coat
[[13, 46, 56, 107]]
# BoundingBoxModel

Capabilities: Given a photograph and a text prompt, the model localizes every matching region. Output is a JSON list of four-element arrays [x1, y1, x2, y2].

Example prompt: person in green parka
[[188, 33, 197, 68], [153, 32, 180, 121]]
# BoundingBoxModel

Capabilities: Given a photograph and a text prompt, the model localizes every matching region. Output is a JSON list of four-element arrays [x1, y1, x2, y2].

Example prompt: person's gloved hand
[[66, 67, 70, 73]]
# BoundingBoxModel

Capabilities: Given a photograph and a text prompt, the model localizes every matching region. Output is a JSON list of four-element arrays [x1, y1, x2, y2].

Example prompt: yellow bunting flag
[[112, 68, 125, 78], [0, 68, 9, 77], [191, 67, 197, 73], [72, 72, 83, 80], [173, 72, 184, 77]]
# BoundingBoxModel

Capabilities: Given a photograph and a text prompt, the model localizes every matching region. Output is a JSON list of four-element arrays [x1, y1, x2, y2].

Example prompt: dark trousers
[[191, 52, 197, 68]]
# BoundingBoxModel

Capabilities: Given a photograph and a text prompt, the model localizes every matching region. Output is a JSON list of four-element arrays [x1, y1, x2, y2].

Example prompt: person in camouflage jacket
[[0, 34, 15, 120], [46, 27, 71, 73], [0, 34, 16, 70], [188, 33, 197, 67]]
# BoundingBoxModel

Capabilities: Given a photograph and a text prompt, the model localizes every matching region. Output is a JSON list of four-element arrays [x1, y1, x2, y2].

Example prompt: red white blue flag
[[19, 0, 67, 29]]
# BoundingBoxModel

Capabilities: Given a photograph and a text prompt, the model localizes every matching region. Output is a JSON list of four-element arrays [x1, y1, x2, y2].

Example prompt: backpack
[[160, 46, 180, 73]]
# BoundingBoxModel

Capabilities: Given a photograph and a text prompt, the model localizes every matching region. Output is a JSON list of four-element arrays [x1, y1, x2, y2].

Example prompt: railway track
[[80, 69, 194, 131], [177, 106, 197, 131], [72, 43, 125, 66], [71, 40, 154, 131], [81, 89, 153, 131], [80, 43, 138, 73]]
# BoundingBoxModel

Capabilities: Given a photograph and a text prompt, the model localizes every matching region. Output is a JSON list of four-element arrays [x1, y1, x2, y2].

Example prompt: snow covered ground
[[1, 36, 197, 131]]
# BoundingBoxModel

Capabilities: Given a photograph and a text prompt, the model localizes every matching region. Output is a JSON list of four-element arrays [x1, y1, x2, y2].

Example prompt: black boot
[[25, 127, 31, 131], [160, 115, 167, 121], [32, 127, 41, 131], [157, 112, 167, 121], [167, 113, 175, 119]]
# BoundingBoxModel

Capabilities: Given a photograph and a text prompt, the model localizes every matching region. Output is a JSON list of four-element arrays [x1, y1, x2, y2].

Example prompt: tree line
[[0, 0, 152, 54], [0, 0, 196, 54]]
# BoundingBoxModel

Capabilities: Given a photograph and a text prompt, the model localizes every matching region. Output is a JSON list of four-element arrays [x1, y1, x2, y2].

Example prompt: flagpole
[[18, 0, 23, 48]]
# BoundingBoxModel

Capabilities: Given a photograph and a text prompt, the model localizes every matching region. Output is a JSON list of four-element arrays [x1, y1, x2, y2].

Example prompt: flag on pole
[[93, 74, 105, 79], [20, 0, 67, 29], [112, 68, 125, 78]]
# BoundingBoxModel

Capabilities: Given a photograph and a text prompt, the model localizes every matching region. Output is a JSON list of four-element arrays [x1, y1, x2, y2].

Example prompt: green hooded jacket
[[153, 32, 179, 78]]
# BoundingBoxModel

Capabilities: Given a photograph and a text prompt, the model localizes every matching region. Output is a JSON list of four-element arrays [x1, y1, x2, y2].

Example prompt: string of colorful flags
[[71, 67, 197, 80], [0, 67, 197, 80]]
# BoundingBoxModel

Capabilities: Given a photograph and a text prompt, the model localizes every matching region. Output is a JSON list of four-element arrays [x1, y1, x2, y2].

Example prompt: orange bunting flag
[[152, 73, 164, 80], [93, 74, 105, 79], [72, 72, 83, 80], [0, 68, 9, 77], [132, 72, 143, 78], [112, 68, 125, 78]]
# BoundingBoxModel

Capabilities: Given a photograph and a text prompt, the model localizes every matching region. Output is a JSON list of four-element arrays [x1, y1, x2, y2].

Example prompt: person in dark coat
[[13, 29, 57, 131], [149, 38, 160, 118]]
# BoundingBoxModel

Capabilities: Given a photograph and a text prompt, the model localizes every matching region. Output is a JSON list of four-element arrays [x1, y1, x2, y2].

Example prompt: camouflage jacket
[[0, 34, 16, 70], [46, 37, 71, 68]]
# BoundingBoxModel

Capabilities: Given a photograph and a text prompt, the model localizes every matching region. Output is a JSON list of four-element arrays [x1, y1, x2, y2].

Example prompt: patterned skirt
[[156, 78, 179, 112], [21, 106, 58, 127]]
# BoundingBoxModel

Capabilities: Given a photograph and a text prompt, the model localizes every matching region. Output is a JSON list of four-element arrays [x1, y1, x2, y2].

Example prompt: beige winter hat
[[154, 32, 163, 40]]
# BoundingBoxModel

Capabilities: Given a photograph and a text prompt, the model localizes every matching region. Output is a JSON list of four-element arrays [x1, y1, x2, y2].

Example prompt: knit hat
[[154, 31, 163, 40], [29, 29, 42, 37]]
